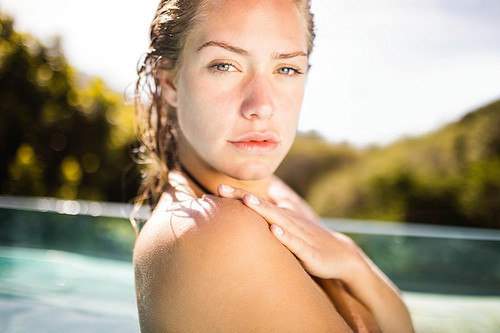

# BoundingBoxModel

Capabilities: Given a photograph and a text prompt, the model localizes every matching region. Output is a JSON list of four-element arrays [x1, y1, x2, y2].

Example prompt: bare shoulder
[[133, 195, 350, 332]]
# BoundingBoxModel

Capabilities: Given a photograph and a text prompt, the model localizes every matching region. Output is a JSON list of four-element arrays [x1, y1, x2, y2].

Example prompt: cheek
[[176, 75, 236, 145], [183, 74, 241, 116], [279, 85, 304, 130], [276, 85, 304, 154]]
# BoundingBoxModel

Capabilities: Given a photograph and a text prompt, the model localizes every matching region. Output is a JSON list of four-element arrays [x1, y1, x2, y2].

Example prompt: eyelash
[[275, 67, 303, 76], [208, 62, 304, 77], [209, 62, 238, 74]]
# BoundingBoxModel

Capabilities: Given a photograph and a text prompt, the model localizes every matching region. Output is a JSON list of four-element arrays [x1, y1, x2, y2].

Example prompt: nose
[[240, 75, 275, 120]]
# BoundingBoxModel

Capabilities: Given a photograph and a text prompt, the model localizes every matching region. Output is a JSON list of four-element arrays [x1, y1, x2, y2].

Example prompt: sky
[[1, 0, 500, 146]]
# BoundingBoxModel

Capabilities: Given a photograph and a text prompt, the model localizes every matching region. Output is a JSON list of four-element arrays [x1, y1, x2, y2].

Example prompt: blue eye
[[210, 63, 237, 72], [276, 67, 302, 76]]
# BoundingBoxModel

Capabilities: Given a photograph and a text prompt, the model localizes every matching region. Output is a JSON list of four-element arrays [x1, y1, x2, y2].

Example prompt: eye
[[275, 67, 303, 76], [209, 62, 238, 73]]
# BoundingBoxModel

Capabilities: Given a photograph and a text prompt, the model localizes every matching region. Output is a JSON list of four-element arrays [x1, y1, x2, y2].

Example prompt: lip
[[228, 132, 280, 154]]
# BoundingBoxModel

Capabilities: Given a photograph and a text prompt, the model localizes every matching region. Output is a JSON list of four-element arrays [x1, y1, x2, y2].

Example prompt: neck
[[179, 155, 272, 200]]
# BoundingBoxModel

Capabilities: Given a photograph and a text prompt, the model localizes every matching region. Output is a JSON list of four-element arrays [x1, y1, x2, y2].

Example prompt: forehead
[[188, 0, 308, 54]]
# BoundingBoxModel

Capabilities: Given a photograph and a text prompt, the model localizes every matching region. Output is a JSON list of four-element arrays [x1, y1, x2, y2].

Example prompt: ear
[[159, 70, 178, 107]]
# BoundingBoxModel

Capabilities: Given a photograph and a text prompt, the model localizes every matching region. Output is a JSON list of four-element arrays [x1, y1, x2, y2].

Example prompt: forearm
[[314, 277, 382, 332], [342, 251, 414, 333]]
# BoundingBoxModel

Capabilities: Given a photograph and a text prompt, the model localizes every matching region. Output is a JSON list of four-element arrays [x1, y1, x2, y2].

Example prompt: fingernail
[[272, 225, 283, 237], [220, 184, 234, 193], [247, 194, 260, 205]]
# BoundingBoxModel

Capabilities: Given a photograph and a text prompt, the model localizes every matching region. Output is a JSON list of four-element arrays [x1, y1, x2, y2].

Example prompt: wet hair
[[133, 0, 316, 213]]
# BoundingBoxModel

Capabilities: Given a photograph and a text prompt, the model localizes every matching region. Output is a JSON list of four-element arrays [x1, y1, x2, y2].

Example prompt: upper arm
[[134, 197, 351, 332]]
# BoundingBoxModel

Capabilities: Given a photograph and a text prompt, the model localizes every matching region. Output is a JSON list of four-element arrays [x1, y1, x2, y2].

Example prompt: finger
[[217, 184, 290, 230], [218, 185, 300, 220], [218, 186, 289, 228], [219, 185, 306, 236], [217, 184, 249, 199], [243, 193, 306, 236], [270, 224, 312, 267]]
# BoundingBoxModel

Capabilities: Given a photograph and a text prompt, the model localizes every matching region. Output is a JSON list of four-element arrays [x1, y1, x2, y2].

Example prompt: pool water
[[1, 196, 500, 332], [0, 246, 139, 333], [2, 246, 499, 333], [404, 292, 500, 332]]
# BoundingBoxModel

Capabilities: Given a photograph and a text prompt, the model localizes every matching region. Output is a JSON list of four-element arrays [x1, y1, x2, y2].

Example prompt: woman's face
[[164, 0, 309, 181]]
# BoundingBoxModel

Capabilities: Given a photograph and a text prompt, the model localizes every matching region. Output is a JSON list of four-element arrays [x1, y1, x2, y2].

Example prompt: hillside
[[277, 99, 500, 229], [2, 12, 499, 228]]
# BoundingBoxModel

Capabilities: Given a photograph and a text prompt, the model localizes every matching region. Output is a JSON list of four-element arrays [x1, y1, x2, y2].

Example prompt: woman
[[133, 0, 414, 332]]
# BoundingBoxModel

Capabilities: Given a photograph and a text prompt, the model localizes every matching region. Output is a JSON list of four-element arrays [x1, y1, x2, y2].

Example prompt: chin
[[223, 162, 278, 181]]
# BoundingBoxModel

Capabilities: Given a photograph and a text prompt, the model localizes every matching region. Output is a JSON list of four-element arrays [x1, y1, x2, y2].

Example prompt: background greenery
[[1, 15, 499, 228], [277, 100, 500, 229], [0, 15, 138, 203]]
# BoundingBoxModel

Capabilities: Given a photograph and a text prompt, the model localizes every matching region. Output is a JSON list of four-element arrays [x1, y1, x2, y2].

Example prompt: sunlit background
[[1, 2, 500, 332], [1, 0, 500, 227], [2, 0, 499, 146]]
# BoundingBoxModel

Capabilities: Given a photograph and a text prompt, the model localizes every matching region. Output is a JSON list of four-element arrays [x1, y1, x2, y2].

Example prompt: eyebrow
[[197, 40, 307, 59], [272, 51, 308, 59], [197, 41, 249, 56]]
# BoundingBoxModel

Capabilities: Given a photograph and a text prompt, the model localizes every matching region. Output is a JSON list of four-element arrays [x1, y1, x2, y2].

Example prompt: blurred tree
[[0, 15, 139, 202], [1, 13, 499, 228], [276, 132, 358, 197], [281, 101, 500, 229]]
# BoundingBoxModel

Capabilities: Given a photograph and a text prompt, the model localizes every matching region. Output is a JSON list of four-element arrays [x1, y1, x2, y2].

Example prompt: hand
[[217, 185, 365, 280], [218, 185, 415, 333]]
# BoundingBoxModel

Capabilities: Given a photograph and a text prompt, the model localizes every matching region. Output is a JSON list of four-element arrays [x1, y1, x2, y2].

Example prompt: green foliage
[[280, 100, 500, 228], [276, 132, 358, 197], [1, 13, 499, 228], [0, 15, 139, 202]]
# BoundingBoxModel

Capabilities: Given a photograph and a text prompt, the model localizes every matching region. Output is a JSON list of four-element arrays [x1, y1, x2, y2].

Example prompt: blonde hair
[[134, 0, 315, 214]]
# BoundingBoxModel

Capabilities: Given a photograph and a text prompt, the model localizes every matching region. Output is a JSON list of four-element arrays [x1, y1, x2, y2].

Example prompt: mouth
[[228, 132, 280, 153]]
